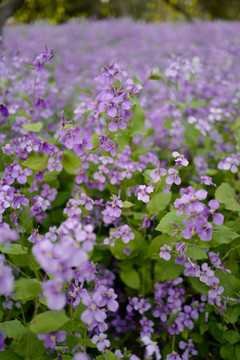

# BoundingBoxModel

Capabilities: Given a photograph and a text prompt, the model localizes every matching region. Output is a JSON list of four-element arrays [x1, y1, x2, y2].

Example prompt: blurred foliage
[[12, 0, 240, 23]]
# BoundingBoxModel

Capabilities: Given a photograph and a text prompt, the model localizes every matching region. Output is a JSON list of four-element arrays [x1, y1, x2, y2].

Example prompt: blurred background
[[0, 0, 240, 32]]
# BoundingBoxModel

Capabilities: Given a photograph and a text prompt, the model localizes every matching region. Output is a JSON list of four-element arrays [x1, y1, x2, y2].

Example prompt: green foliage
[[187, 246, 208, 260], [120, 267, 141, 290], [215, 183, 240, 212], [0, 320, 27, 338], [21, 156, 48, 171], [62, 151, 81, 175], [22, 122, 43, 132], [30, 311, 70, 334], [14, 278, 41, 301]]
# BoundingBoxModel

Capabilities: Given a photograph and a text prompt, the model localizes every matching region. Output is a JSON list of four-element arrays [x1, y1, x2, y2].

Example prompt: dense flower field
[[0, 19, 240, 360]]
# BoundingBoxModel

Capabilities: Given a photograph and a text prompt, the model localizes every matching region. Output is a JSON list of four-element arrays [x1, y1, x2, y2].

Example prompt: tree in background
[[0, 0, 239, 30]]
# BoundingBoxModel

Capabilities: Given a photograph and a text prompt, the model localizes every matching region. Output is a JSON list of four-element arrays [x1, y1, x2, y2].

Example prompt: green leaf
[[0, 351, 24, 360], [122, 200, 134, 208], [120, 267, 141, 289], [105, 350, 120, 360], [155, 210, 185, 237], [235, 345, 240, 360], [51, 191, 70, 207], [10, 333, 46, 358], [62, 151, 81, 175], [18, 210, 32, 231], [23, 65, 35, 70], [187, 246, 208, 260], [154, 258, 183, 282], [14, 278, 41, 301], [215, 183, 240, 212], [91, 132, 99, 147], [21, 156, 48, 171], [236, 128, 240, 147], [220, 344, 235, 360], [148, 74, 162, 80], [23, 122, 43, 132], [0, 244, 27, 255], [209, 225, 239, 247], [148, 192, 172, 215], [129, 99, 145, 137], [0, 320, 27, 338], [224, 330, 240, 344], [223, 305, 240, 324], [30, 311, 70, 334]]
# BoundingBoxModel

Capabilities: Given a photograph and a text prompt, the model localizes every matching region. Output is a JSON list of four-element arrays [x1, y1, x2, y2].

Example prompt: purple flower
[[0, 331, 5, 351], [98, 285, 119, 312], [207, 200, 224, 225], [166, 168, 181, 185], [159, 245, 172, 261], [0, 103, 9, 118], [135, 185, 154, 203], [172, 151, 189, 167], [11, 165, 32, 184], [92, 333, 110, 352], [141, 336, 161, 360], [37, 330, 66, 349], [74, 353, 91, 360], [33, 47, 55, 73], [151, 166, 167, 183], [119, 224, 135, 243], [166, 352, 182, 360], [75, 168, 89, 184], [81, 289, 107, 326], [0, 254, 14, 296], [74, 136, 93, 156], [41, 280, 66, 310]]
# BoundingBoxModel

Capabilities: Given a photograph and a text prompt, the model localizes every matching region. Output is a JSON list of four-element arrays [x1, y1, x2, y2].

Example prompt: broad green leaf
[[224, 330, 240, 344], [91, 132, 99, 147], [222, 305, 240, 324], [220, 344, 235, 360], [0, 320, 27, 338], [149, 192, 172, 215], [0, 244, 27, 255], [62, 151, 81, 175], [0, 351, 24, 360], [18, 209, 32, 231], [21, 156, 48, 171], [51, 191, 70, 207], [236, 128, 240, 147], [155, 210, 185, 237], [122, 200, 134, 208], [120, 267, 141, 289], [30, 311, 70, 334], [23, 122, 43, 132], [44, 170, 58, 182], [187, 246, 208, 260], [235, 345, 240, 360], [215, 183, 240, 212], [105, 350, 120, 360], [215, 269, 240, 297], [209, 225, 239, 247], [154, 258, 183, 282], [129, 99, 145, 137], [14, 278, 41, 301], [9, 333, 45, 358]]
